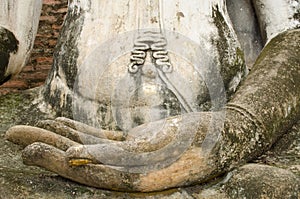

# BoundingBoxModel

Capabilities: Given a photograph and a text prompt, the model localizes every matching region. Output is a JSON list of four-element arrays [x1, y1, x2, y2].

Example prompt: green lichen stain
[[0, 93, 23, 131], [211, 6, 247, 95], [43, 4, 85, 118], [0, 89, 52, 133], [255, 30, 299, 67]]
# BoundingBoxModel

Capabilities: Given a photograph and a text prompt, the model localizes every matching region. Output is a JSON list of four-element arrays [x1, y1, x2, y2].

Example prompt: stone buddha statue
[[3, 0, 300, 193]]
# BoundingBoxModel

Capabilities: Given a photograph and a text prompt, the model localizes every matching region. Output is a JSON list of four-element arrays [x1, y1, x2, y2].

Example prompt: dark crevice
[[0, 27, 19, 85]]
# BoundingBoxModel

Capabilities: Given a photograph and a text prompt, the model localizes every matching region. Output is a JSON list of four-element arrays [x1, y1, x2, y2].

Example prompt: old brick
[[51, 7, 68, 14], [36, 57, 53, 64], [43, 0, 62, 5], [48, 39, 57, 47], [0, 80, 28, 89], [52, 24, 62, 30], [39, 15, 57, 23]]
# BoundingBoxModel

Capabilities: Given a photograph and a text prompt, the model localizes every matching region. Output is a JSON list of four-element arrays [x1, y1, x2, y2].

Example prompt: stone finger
[[37, 119, 119, 145], [21, 142, 143, 192], [55, 117, 125, 141], [6, 125, 80, 151], [23, 142, 211, 192]]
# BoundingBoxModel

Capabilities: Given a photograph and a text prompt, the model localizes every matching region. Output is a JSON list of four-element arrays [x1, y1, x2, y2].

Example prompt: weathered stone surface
[[5, 28, 300, 193], [2, 123, 298, 199], [0, 0, 68, 95], [1, 76, 300, 199], [1, 0, 300, 198], [252, 0, 300, 43], [223, 164, 299, 198], [0, 1, 42, 84], [215, 28, 300, 174], [226, 0, 263, 67], [42, 0, 247, 125]]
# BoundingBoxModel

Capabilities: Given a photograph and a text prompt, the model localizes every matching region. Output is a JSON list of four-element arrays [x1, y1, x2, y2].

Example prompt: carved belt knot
[[128, 31, 172, 74]]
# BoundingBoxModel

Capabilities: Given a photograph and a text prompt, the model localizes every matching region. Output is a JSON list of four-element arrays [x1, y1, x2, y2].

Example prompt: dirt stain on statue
[[0, 27, 19, 84]]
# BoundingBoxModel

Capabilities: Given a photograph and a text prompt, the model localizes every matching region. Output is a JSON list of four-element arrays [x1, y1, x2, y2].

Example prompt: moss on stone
[[211, 6, 247, 96], [223, 164, 299, 199]]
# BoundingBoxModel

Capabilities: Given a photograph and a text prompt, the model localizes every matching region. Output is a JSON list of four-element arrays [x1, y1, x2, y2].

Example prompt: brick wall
[[0, 0, 68, 95]]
